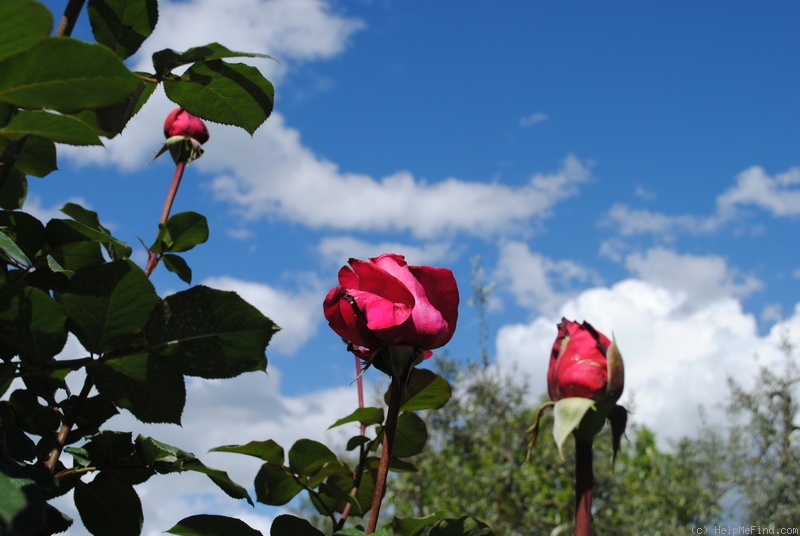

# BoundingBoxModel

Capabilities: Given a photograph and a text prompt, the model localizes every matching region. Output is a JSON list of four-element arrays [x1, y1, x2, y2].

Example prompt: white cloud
[[519, 112, 548, 127], [203, 276, 324, 355], [496, 279, 796, 448], [315, 236, 460, 268], [210, 147, 592, 238], [717, 165, 800, 217], [603, 203, 723, 237], [495, 241, 600, 315], [624, 247, 762, 307]]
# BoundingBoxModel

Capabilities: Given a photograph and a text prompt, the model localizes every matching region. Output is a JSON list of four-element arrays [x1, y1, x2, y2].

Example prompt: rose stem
[[144, 160, 186, 276], [574, 437, 594, 536], [366, 375, 402, 534], [335, 356, 368, 530]]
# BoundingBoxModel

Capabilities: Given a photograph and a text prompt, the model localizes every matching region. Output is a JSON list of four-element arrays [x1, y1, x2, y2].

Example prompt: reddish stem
[[574, 437, 594, 536], [144, 161, 186, 276], [366, 376, 401, 534], [335, 355, 367, 530]]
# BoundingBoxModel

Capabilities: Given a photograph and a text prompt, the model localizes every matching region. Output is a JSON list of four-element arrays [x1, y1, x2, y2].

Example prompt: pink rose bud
[[163, 108, 209, 145], [323, 253, 459, 356], [547, 318, 624, 403]]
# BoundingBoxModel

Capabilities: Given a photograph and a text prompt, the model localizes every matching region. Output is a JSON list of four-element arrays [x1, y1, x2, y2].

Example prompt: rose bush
[[323, 253, 459, 358], [164, 107, 210, 144], [547, 318, 624, 403]]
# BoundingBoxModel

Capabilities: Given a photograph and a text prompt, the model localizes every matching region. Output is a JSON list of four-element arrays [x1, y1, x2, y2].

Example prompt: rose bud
[[323, 253, 459, 369], [547, 318, 624, 404], [163, 108, 210, 144]]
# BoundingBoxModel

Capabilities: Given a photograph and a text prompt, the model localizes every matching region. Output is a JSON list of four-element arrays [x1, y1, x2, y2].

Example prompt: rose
[[163, 108, 209, 145], [547, 318, 623, 403], [323, 253, 459, 357]]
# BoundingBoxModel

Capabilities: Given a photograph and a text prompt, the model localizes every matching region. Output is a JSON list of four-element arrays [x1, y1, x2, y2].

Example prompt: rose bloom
[[163, 108, 209, 145], [548, 318, 622, 402], [323, 253, 459, 356]]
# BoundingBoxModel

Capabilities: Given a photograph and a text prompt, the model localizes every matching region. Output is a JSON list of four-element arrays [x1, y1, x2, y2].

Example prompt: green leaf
[[73, 472, 142, 536], [397, 369, 452, 411], [391, 411, 428, 459], [62, 260, 159, 354], [0, 110, 102, 146], [210, 440, 284, 464], [88, 0, 158, 60], [164, 59, 274, 135], [0, 38, 140, 113], [57, 202, 132, 258], [254, 463, 302, 506], [0, 210, 45, 262], [0, 285, 67, 366], [79, 431, 151, 485], [47, 241, 105, 272], [167, 514, 263, 536], [0, 0, 52, 62], [153, 211, 209, 253], [0, 168, 26, 210], [153, 42, 276, 77], [162, 253, 192, 284], [329, 407, 384, 430], [145, 285, 278, 379], [0, 468, 31, 527], [72, 77, 157, 138], [0, 135, 57, 177], [288, 439, 337, 477], [90, 352, 185, 424], [269, 514, 324, 536], [552, 397, 596, 459], [392, 513, 443, 536], [182, 458, 253, 505], [0, 229, 32, 268], [429, 516, 496, 536]]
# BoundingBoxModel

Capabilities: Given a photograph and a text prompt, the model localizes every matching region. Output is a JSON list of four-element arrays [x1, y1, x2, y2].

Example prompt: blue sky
[[29, 0, 800, 533]]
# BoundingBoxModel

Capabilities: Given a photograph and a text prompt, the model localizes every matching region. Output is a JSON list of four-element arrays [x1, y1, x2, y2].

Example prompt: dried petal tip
[[164, 108, 209, 145]]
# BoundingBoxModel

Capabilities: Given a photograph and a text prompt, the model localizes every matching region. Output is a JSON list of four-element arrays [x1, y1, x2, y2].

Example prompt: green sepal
[[552, 397, 597, 460]]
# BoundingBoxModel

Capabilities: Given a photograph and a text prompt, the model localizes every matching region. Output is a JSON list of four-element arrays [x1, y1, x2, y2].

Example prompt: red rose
[[547, 318, 623, 403], [163, 108, 209, 145], [323, 253, 459, 355]]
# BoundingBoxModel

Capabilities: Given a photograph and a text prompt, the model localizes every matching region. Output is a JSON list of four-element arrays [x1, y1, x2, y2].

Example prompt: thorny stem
[[335, 356, 368, 530], [366, 376, 402, 534], [574, 437, 594, 536], [57, 0, 87, 37], [144, 161, 186, 276]]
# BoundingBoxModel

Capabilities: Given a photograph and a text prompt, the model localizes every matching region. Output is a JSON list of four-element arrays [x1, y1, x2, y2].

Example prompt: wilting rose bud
[[323, 253, 459, 362], [547, 318, 624, 403], [163, 108, 209, 145]]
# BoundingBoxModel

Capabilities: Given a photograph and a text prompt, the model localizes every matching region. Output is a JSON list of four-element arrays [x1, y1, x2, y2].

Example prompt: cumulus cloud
[[603, 203, 724, 237], [716, 165, 800, 217], [315, 235, 460, 267], [496, 279, 796, 448], [202, 276, 324, 355], [495, 241, 600, 315], [624, 247, 763, 307]]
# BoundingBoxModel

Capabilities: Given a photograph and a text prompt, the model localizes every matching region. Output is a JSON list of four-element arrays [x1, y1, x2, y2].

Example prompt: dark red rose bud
[[163, 108, 209, 145]]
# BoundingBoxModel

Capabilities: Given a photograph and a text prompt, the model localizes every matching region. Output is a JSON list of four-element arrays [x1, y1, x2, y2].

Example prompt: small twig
[[574, 437, 594, 536], [45, 373, 93, 473], [366, 376, 402, 534], [56, 0, 87, 38], [335, 355, 368, 530], [144, 161, 186, 276]]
